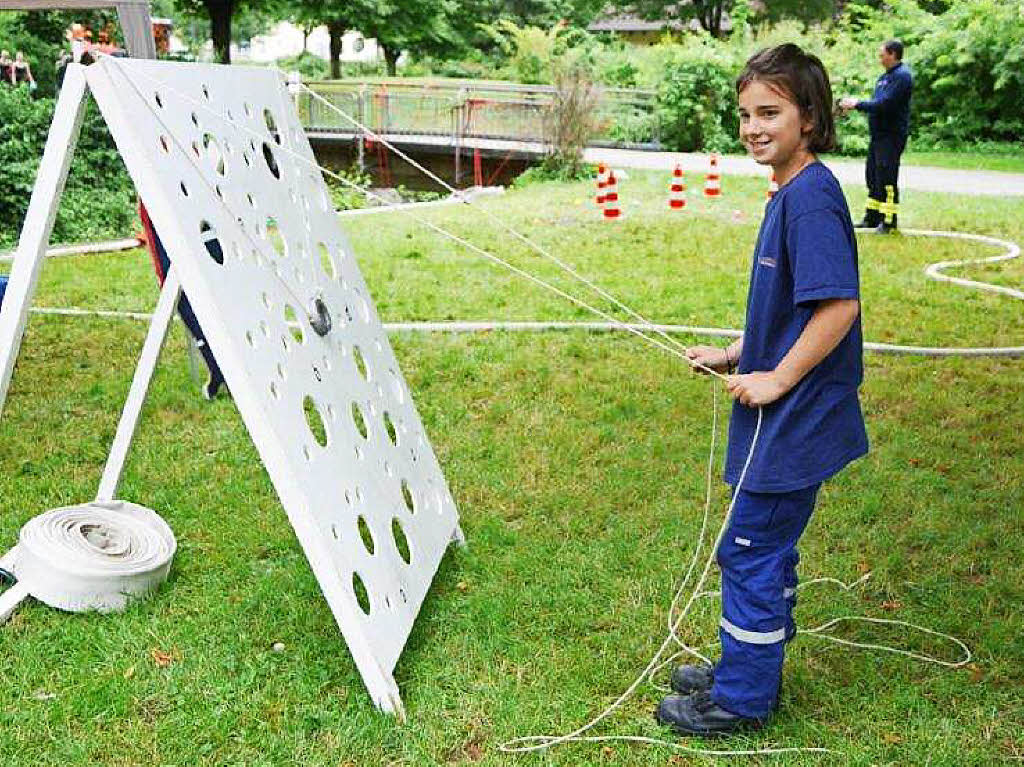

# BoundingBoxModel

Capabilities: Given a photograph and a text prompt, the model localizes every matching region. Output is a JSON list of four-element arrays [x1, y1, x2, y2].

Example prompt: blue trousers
[[710, 483, 820, 718]]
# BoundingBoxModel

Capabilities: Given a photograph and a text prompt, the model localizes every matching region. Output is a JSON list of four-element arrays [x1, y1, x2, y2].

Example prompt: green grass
[[0, 171, 1022, 765], [901, 148, 1024, 175]]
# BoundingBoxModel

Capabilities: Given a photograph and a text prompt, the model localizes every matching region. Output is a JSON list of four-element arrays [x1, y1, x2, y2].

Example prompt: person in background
[[12, 51, 36, 90], [840, 40, 913, 234], [0, 50, 13, 85]]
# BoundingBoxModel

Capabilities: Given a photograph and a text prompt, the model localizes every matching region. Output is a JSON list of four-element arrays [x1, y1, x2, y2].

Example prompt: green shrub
[[654, 41, 742, 153], [0, 88, 135, 250]]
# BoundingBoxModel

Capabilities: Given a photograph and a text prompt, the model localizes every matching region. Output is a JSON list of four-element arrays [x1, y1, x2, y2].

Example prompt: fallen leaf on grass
[[967, 663, 984, 682], [881, 600, 903, 611], [882, 732, 903, 745], [123, 665, 135, 679], [456, 581, 469, 593], [150, 648, 176, 668], [32, 691, 56, 701], [857, 561, 871, 574]]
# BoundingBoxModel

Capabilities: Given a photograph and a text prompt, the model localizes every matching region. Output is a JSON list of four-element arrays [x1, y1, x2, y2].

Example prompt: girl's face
[[738, 80, 813, 173]]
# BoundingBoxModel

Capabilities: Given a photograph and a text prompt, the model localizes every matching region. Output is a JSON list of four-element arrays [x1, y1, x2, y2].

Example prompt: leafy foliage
[[0, 89, 135, 250], [654, 42, 741, 153]]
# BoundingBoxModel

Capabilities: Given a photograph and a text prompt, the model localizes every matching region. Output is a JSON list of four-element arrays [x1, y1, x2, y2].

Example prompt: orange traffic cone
[[595, 163, 608, 210], [766, 172, 779, 202], [603, 171, 622, 219], [703, 153, 722, 198], [669, 165, 687, 210]]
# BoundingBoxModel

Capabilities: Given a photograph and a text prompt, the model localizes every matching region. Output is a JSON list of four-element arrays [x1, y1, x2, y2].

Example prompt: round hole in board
[[202, 83, 210, 100], [317, 242, 336, 279], [159, 135, 170, 154], [303, 395, 328, 447], [199, 220, 224, 265], [269, 381, 280, 399], [245, 330, 256, 348], [190, 111, 199, 127], [262, 142, 280, 179], [351, 402, 368, 439], [357, 515, 374, 555], [154, 91, 163, 109], [179, 181, 188, 197], [203, 133, 226, 176], [261, 292, 272, 309], [383, 412, 397, 446], [283, 304, 304, 344], [401, 479, 414, 513], [352, 572, 371, 615], [352, 346, 368, 380], [264, 108, 281, 144], [392, 518, 411, 564]]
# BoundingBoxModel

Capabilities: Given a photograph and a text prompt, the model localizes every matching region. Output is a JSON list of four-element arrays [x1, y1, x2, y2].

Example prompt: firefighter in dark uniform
[[841, 40, 913, 233]]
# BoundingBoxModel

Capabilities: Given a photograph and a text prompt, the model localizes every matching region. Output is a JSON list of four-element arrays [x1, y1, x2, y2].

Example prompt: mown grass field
[[0, 170, 1022, 765]]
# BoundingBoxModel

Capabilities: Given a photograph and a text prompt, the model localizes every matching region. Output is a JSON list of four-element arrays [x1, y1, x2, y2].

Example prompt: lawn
[[0, 170, 1022, 765]]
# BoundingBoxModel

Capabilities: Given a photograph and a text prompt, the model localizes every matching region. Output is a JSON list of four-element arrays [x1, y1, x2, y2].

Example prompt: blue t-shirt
[[724, 162, 869, 492]]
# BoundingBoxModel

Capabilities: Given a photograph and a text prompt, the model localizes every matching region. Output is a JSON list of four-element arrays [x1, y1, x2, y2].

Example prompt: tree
[[292, 0, 457, 77], [621, 0, 736, 38], [173, 0, 279, 64]]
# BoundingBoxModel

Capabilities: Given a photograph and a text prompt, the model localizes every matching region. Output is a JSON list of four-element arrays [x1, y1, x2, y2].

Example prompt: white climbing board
[[82, 57, 462, 714]]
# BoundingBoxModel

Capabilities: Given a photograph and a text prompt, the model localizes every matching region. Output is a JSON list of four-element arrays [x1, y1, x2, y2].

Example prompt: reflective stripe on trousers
[[711, 484, 820, 718]]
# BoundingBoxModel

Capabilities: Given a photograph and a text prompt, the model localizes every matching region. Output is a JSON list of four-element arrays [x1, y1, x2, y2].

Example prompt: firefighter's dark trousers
[[864, 133, 906, 228]]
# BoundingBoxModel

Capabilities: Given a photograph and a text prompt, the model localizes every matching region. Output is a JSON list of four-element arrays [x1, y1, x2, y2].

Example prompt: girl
[[657, 44, 868, 735]]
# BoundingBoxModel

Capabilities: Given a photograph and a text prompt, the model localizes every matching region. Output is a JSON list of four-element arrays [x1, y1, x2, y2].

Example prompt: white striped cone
[[603, 171, 622, 219], [703, 153, 722, 198], [669, 165, 687, 210]]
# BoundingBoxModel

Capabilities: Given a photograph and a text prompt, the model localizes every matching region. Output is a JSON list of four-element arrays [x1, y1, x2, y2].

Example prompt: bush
[[906, 0, 1024, 145], [0, 87, 135, 250], [655, 41, 742, 153]]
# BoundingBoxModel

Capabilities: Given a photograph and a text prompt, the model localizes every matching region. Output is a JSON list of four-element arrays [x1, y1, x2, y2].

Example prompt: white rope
[[0, 238, 142, 262], [47, 59, 998, 757], [95, 55, 725, 380], [0, 500, 176, 625]]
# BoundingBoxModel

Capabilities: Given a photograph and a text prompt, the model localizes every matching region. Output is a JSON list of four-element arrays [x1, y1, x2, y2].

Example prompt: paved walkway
[[584, 148, 1024, 197]]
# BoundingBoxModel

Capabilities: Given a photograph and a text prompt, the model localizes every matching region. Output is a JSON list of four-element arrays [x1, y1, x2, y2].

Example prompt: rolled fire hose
[[0, 500, 176, 625]]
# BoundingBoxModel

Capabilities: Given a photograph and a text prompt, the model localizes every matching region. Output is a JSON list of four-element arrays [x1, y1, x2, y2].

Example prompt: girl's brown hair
[[736, 44, 836, 153]]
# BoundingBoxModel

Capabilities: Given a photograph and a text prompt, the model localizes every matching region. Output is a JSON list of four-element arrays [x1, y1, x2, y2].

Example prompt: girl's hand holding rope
[[685, 345, 731, 374], [726, 370, 792, 406]]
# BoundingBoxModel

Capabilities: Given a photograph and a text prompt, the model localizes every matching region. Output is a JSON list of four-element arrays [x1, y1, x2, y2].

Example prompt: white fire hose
[[0, 500, 176, 625]]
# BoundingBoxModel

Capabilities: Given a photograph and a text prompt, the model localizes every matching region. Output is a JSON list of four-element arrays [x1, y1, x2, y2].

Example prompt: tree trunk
[[382, 44, 400, 76], [328, 21, 344, 79], [206, 0, 235, 64]]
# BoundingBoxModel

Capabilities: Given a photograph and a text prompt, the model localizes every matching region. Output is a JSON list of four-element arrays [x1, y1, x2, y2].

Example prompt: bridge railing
[[295, 79, 660, 149]]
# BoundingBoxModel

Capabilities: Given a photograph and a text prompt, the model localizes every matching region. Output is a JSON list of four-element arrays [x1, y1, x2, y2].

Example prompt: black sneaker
[[875, 221, 897, 234], [670, 663, 714, 695], [656, 690, 767, 737], [854, 217, 879, 229]]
